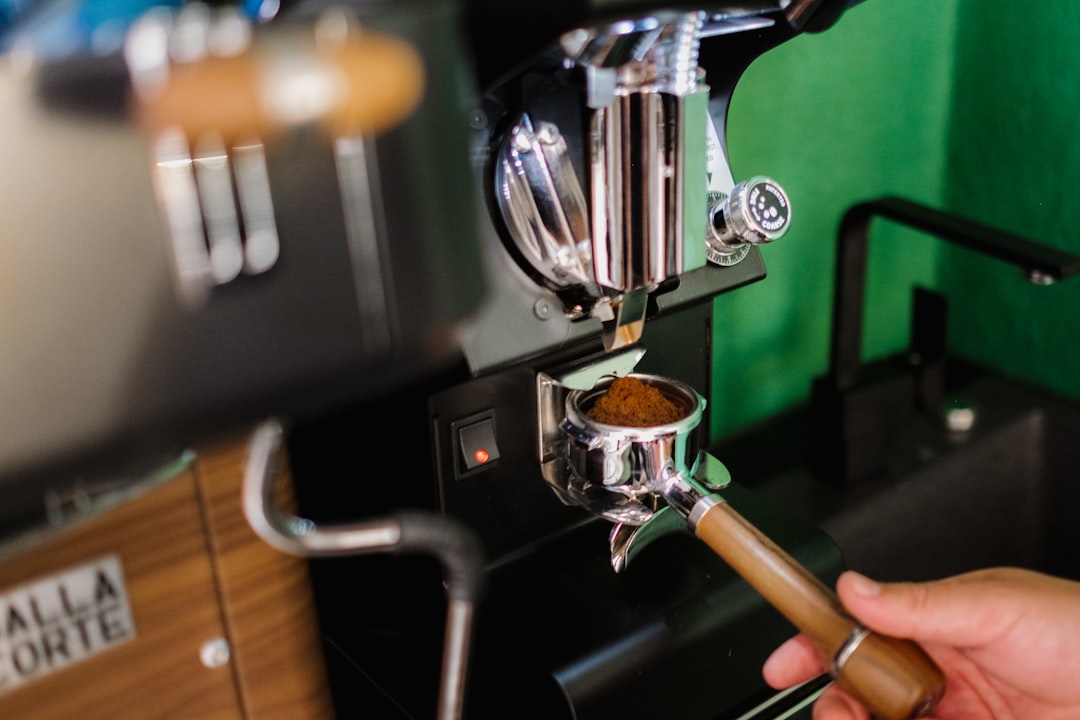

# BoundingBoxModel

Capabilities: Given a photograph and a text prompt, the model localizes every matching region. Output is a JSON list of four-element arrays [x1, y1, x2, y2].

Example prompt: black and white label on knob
[[706, 177, 790, 266], [745, 181, 790, 239]]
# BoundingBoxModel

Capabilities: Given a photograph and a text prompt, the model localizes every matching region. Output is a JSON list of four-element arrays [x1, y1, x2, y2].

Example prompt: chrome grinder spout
[[495, 12, 710, 351]]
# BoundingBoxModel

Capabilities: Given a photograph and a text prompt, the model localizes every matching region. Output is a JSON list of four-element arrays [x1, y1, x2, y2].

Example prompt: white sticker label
[[0, 555, 136, 694], [705, 112, 734, 195]]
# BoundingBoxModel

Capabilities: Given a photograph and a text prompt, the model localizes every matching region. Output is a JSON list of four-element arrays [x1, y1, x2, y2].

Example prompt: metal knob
[[706, 177, 791, 265]]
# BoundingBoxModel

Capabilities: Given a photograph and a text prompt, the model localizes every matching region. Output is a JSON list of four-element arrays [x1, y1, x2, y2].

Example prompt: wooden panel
[[0, 467, 244, 719], [192, 435, 334, 719], [0, 434, 334, 719]]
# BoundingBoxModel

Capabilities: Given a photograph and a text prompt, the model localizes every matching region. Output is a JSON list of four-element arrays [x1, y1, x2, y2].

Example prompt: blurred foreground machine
[[0, 1, 872, 718]]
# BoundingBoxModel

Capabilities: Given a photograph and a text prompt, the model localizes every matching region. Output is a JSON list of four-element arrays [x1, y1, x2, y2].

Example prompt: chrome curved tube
[[242, 419, 483, 720]]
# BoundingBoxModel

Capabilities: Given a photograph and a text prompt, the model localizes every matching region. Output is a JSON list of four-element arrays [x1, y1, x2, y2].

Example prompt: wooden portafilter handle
[[692, 499, 945, 720]]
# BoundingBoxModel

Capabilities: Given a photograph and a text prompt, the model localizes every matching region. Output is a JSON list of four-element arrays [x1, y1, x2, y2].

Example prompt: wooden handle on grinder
[[133, 30, 425, 142], [694, 502, 945, 720]]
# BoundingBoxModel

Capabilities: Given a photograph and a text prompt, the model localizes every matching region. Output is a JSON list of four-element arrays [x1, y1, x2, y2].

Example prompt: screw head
[[200, 638, 231, 668], [467, 107, 488, 130], [512, 128, 533, 154], [536, 123, 560, 145], [533, 298, 553, 320]]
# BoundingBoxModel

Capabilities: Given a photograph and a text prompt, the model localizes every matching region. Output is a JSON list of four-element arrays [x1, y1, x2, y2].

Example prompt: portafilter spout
[[553, 374, 945, 720]]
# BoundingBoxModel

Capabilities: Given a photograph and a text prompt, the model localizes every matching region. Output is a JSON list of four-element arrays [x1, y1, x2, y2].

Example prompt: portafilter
[[547, 372, 944, 720]]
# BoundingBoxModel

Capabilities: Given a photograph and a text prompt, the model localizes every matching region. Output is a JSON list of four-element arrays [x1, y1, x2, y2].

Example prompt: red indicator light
[[474, 449, 490, 464]]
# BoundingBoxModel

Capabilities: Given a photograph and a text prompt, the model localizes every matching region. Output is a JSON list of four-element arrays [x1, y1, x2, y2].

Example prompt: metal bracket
[[607, 451, 732, 572]]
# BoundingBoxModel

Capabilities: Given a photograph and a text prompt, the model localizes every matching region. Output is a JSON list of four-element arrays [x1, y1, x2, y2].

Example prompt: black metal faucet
[[809, 197, 1080, 486]]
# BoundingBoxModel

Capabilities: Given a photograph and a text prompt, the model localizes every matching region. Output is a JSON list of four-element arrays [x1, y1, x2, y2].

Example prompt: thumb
[[835, 569, 1025, 647]]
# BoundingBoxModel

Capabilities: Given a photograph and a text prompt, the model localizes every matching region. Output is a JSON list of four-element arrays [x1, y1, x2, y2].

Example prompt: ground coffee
[[587, 376, 687, 427]]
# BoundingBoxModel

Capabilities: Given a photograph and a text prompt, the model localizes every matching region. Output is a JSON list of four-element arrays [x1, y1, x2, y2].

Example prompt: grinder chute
[[494, 11, 791, 352]]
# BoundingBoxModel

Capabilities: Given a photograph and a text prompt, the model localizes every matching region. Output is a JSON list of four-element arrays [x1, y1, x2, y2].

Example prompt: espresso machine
[[0, 0, 945, 718]]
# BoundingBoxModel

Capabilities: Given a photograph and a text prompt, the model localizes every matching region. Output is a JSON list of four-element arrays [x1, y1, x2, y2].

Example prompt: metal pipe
[[241, 419, 484, 720], [829, 197, 1080, 391]]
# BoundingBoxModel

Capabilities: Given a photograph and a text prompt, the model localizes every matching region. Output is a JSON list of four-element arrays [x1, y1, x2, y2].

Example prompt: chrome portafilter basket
[[539, 362, 732, 537], [563, 374, 705, 510], [555, 372, 744, 571], [537, 357, 945, 720]]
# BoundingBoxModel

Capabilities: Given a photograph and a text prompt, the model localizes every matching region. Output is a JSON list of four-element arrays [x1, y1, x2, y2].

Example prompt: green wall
[[941, 1, 1080, 401], [710, 0, 959, 440], [711, 0, 1080, 444]]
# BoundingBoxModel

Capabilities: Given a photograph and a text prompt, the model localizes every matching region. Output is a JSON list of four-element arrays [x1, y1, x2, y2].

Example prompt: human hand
[[763, 567, 1080, 719]]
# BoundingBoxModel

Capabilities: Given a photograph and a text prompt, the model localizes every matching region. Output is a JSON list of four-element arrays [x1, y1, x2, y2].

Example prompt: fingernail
[[846, 571, 881, 597], [816, 684, 861, 720]]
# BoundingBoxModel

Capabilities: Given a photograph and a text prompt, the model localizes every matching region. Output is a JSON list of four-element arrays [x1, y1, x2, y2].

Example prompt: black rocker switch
[[455, 412, 500, 474]]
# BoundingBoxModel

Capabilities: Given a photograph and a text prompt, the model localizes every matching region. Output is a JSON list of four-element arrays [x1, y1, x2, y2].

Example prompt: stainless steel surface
[[537, 346, 646, 467], [194, 135, 246, 285], [492, 11, 711, 351], [459, 4, 795, 375], [562, 373, 705, 498], [128, 5, 270, 301], [495, 114, 592, 289], [559, 11, 704, 92], [149, 127, 281, 304], [686, 491, 724, 530], [588, 81, 700, 291], [539, 364, 763, 571], [603, 466, 732, 569], [706, 176, 791, 265], [242, 419, 402, 556], [608, 505, 685, 572], [599, 287, 650, 351], [333, 134, 393, 357], [232, 140, 280, 274]]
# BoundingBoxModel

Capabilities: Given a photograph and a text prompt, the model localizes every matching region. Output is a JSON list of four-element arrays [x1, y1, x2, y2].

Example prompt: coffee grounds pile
[[586, 376, 687, 427]]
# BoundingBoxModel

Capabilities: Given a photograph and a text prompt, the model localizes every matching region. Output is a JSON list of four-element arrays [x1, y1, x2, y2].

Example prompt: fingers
[[763, 639, 869, 720], [813, 683, 870, 720], [762, 568, 986, 689], [767, 568, 1080, 715], [762, 633, 824, 688], [834, 568, 1052, 647], [836, 568, 1080, 707]]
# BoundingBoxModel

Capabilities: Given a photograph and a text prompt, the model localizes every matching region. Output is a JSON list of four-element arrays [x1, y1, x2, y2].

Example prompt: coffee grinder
[[276, 3, 942, 719]]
